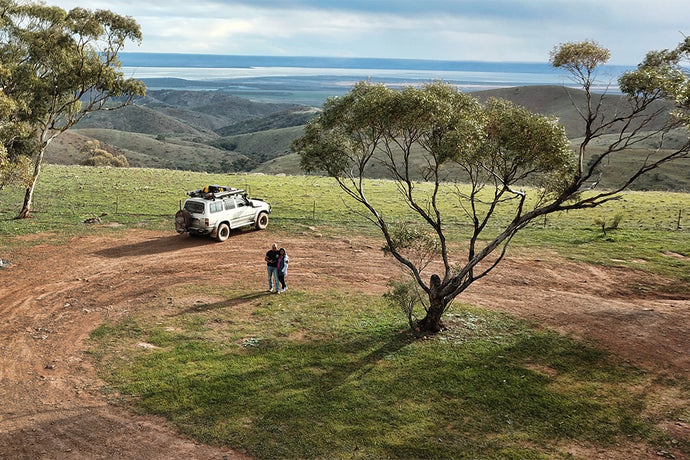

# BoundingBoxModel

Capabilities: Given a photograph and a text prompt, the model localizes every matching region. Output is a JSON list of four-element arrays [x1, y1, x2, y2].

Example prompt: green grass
[[3, 164, 689, 457], [2, 165, 688, 283], [88, 288, 687, 459]]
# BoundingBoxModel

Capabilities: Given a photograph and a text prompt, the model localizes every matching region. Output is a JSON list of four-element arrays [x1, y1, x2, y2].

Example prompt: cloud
[[42, 0, 690, 64]]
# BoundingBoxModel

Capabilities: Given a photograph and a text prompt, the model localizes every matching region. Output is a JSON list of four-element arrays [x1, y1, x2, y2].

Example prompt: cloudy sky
[[47, 0, 688, 65]]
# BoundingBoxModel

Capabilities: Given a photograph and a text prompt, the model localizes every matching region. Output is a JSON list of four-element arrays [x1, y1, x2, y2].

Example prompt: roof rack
[[187, 185, 245, 199]]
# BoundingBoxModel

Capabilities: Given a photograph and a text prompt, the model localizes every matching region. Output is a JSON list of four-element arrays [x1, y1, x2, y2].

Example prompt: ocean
[[119, 53, 633, 106]]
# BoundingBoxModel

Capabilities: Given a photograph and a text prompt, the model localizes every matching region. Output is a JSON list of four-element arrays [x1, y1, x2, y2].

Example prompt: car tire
[[216, 223, 230, 242], [255, 212, 269, 230], [175, 209, 190, 234]]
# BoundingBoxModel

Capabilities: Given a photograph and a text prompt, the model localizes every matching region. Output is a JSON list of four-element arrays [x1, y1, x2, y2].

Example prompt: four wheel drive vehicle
[[175, 185, 271, 242]]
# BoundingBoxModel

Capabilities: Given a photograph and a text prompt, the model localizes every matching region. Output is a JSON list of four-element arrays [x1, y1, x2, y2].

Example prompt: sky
[[46, 0, 689, 65]]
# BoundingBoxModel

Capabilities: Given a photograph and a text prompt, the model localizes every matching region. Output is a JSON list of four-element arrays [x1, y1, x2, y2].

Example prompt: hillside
[[142, 89, 305, 126], [472, 85, 673, 139], [215, 107, 320, 136], [59, 129, 240, 172], [43, 85, 689, 191], [74, 90, 307, 136], [210, 125, 305, 162], [75, 104, 212, 137]]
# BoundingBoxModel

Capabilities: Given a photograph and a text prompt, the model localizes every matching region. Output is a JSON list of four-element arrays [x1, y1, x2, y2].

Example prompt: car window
[[236, 196, 246, 207], [224, 198, 235, 210], [210, 201, 223, 213], [184, 201, 205, 214]]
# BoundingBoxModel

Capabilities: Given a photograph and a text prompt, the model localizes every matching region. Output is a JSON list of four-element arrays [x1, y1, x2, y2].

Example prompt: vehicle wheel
[[174, 209, 190, 234], [216, 223, 230, 242], [255, 212, 269, 230]]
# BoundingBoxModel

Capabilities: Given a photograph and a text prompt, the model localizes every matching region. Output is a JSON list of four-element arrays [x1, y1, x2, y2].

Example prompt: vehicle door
[[232, 195, 256, 227], [208, 200, 224, 229], [223, 197, 239, 228]]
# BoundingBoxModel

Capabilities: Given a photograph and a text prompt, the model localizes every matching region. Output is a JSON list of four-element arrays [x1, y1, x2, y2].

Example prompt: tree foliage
[[0, 0, 145, 217], [293, 39, 690, 333]]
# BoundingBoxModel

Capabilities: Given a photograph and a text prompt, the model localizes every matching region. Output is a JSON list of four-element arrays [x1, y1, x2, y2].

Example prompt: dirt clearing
[[0, 229, 688, 459]]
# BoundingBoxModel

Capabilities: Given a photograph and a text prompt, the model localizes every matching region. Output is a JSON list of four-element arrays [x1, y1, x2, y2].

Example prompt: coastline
[[120, 53, 631, 105]]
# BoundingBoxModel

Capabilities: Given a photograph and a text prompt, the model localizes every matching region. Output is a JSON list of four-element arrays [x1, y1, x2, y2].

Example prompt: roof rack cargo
[[187, 185, 245, 199]]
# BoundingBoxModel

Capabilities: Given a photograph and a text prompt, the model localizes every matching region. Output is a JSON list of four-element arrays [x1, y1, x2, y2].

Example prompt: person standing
[[265, 243, 280, 292], [277, 247, 289, 293]]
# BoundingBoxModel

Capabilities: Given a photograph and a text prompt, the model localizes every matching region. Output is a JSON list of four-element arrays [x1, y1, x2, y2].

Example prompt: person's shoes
[[268, 288, 275, 292], [279, 287, 288, 293]]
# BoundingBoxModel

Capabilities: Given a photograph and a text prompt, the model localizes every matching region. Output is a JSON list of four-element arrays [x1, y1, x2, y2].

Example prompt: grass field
[[1, 165, 688, 281], [88, 291, 682, 459], [1, 165, 689, 458]]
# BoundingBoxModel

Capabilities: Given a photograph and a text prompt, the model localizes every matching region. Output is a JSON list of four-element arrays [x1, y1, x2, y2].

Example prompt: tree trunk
[[417, 274, 446, 333], [17, 149, 44, 219], [418, 297, 446, 333]]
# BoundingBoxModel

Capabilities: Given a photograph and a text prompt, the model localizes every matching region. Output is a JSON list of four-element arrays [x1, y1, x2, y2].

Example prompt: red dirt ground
[[0, 229, 688, 459]]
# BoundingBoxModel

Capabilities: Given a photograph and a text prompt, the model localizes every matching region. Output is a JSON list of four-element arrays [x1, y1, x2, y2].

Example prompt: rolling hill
[[43, 85, 689, 191], [472, 85, 672, 139]]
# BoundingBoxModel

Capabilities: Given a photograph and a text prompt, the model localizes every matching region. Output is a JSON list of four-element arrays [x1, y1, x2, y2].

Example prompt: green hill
[[75, 105, 212, 137], [142, 89, 302, 126], [60, 128, 240, 172], [44, 85, 689, 191], [215, 107, 320, 136], [208, 126, 306, 171]]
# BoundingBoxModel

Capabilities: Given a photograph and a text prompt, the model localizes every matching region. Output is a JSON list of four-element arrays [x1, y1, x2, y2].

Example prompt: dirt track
[[0, 229, 688, 459]]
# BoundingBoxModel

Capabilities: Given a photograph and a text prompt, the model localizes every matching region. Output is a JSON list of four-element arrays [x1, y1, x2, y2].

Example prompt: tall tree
[[293, 40, 690, 333], [0, 74, 28, 189], [0, 0, 145, 218]]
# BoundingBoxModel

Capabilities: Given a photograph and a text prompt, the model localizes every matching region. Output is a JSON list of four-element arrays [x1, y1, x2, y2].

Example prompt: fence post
[[678, 209, 683, 230]]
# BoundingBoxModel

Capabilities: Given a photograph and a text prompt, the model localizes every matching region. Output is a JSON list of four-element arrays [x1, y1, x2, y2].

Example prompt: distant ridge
[[46, 84, 687, 192]]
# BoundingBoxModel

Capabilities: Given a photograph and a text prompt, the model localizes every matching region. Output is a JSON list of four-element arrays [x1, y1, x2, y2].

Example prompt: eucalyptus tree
[[0, 0, 145, 218], [0, 79, 29, 189], [293, 39, 690, 333]]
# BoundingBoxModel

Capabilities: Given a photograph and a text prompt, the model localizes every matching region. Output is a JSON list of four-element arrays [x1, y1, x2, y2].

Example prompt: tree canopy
[[293, 39, 690, 333], [0, 0, 145, 216]]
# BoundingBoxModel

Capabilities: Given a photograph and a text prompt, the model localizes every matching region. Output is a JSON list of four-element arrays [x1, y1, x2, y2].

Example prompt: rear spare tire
[[175, 209, 190, 234]]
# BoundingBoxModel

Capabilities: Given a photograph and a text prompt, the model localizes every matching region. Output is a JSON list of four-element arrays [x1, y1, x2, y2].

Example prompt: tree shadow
[[173, 291, 269, 316]]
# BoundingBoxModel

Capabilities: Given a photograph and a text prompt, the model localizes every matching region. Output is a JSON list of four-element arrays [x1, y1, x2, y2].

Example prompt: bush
[[79, 141, 129, 167]]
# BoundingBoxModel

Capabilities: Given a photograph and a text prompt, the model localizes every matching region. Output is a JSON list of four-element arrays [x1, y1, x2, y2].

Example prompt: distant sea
[[119, 53, 633, 106]]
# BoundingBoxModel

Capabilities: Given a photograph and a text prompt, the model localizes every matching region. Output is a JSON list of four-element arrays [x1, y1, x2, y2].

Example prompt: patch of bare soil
[[0, 229, 688, 459]]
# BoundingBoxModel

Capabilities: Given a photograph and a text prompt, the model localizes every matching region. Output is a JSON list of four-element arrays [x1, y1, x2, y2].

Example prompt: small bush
[[79, 140, 129, 167]]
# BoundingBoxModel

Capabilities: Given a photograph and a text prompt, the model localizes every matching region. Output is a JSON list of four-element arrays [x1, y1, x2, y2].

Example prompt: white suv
[[175, 185, 271, 241]]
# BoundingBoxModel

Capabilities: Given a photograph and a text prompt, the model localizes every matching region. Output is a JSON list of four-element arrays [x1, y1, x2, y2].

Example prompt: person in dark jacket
[[265, 243, 280, 292]]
